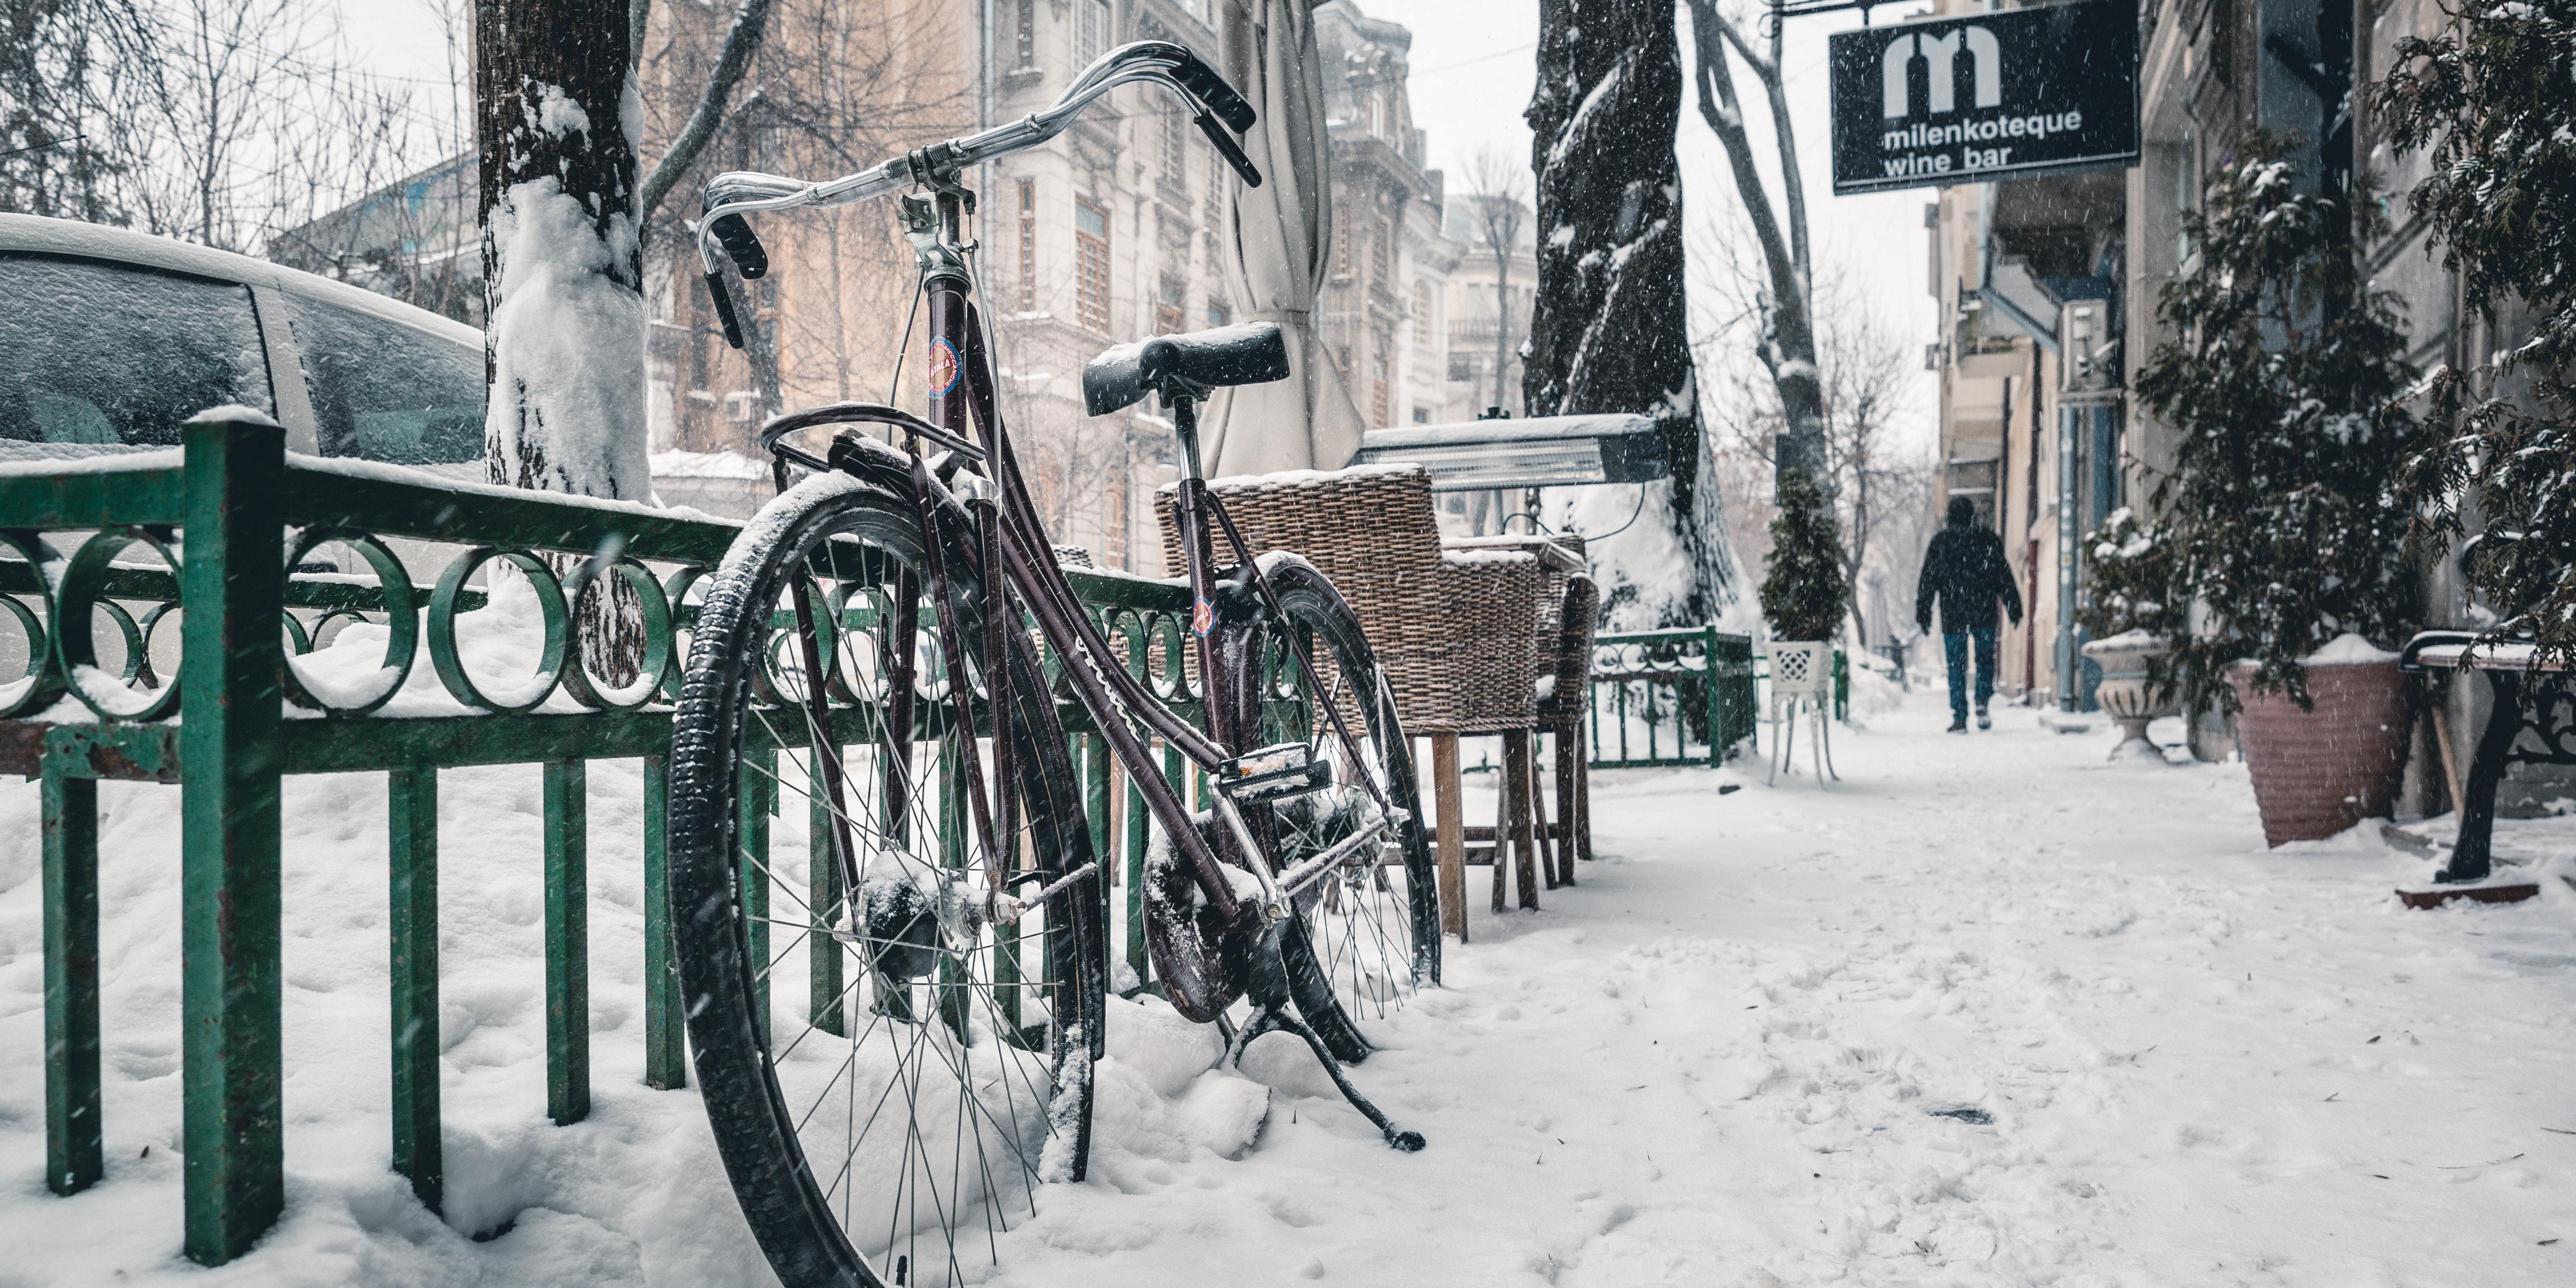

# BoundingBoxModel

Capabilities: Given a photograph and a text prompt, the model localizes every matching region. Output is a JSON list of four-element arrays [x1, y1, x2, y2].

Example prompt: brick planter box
[[2229, 658, 2408, 847]]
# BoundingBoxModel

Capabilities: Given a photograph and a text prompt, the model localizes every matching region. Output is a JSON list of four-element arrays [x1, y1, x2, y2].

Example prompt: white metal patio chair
[[1766, 640, 1839, 787]]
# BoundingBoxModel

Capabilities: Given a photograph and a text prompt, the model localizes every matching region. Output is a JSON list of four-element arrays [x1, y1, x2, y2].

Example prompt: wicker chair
[[1156, 465, 1547, 939]]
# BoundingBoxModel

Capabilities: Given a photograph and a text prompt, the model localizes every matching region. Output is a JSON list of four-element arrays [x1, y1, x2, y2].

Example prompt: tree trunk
[[477, 0, 647, 501], [1525, 0, 1740, 628]]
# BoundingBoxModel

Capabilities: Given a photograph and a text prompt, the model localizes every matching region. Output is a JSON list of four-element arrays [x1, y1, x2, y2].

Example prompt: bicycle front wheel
[[667, 469, 1105, 1288]]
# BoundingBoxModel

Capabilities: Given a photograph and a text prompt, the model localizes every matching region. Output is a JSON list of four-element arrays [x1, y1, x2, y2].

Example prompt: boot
[[1975, 703, 1991, 731], [1947, 716, 1968, 734]]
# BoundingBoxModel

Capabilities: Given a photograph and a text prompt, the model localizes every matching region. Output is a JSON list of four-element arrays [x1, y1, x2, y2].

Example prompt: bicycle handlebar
[[693, 40, 1260, 327]]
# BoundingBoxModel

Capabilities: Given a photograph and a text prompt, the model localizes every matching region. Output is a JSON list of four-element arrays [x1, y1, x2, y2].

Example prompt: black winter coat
[[1915, 523, 2024, 634]]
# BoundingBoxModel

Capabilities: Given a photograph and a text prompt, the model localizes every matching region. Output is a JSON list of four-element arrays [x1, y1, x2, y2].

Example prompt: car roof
[[0, 212, 482, 353]]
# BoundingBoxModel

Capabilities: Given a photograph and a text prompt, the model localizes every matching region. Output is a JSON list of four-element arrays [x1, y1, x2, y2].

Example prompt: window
[[0, 255, 274, 450], [1016, 0, 1035, 68], [1412, 406, 1431, 425], [1162, 102, 1189, 189], [1332, 200, 1351, 276], [1411, 281, 1432, 345], [1075, 0, 1110, 69], [1447, 352, 1476, 383], [1156, 273, 1186, 334], [1107, 466, 1131, 566], [1372, 213, 1392, 284], [1206, 301, 1229, 329], [1370, 335, 1389, 426], [284, 294, 484, 464], [1075, 199, 1110, 334], [1018, 179, 1038, 312]]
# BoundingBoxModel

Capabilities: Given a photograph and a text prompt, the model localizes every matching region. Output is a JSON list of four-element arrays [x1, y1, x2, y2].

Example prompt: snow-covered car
[[0, 213, 483, 469]]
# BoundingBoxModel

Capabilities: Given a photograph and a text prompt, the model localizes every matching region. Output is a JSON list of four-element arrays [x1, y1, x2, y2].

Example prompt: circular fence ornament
[[426, 547, 571, 715], [55, 527, 181, 722], [280, 529, 420, 716]]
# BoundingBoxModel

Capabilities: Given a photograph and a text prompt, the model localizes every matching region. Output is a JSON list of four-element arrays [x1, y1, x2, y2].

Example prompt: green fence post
[[387, 767, 440, 1213], [642, 756, 685, 1089], [544, 760, 589, 1126], [810, 743, 846, 1037], [1704, 627, 1722, 767], [180, 410, 287, 1266], [43, 769, 101, 1196], [1123, 741, 1151, 989], [740, 746, 774, 1037]]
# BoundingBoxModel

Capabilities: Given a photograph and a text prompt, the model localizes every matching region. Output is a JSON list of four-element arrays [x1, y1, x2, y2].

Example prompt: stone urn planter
[[2080, 631, 2172, 762], [2227, 636, 2408, 847]]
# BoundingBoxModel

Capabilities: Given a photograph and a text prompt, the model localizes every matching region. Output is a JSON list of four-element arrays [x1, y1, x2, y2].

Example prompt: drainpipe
[[2057, 403, 2079, 709]]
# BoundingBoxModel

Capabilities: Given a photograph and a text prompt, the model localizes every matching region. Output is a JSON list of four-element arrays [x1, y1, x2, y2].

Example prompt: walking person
[[1915, 496, 2023, 733]]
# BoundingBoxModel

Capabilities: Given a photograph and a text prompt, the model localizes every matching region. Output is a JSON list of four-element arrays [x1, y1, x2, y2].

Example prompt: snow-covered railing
[[1585, 626, 1757, 768], [0, 412, 1228, 1266]]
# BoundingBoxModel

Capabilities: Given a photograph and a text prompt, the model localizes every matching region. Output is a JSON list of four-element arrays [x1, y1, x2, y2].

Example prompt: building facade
[[1924, 0, 2481, 736]]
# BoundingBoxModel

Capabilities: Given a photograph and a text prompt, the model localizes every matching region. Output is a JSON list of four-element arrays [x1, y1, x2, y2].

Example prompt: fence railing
[[1584, 626, 1757, 768], [0, 414, 1233, 1266]]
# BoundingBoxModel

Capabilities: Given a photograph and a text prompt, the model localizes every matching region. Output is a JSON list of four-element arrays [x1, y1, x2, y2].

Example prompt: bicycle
[[665, 41, 1440, 1288]]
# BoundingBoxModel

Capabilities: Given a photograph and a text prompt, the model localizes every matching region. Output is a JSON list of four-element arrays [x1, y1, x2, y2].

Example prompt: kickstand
[[1228, 1003, 1425, 1152]]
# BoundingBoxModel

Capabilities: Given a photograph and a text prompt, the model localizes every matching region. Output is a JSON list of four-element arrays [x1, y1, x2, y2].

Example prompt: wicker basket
[[1157, 465, 1455, 729], [1432, 549, 1545, 733]]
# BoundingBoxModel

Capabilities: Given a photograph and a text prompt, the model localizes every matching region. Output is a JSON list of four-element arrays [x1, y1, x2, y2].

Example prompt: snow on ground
[[2, 687, 2572, 1285]]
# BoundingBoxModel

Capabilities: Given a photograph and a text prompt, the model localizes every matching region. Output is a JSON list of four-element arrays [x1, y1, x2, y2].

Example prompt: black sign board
[[1829, 0, 2138, 196]]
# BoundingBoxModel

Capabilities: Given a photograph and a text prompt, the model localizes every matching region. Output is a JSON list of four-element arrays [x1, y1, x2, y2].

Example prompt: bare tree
[[1701, 254, 1930, 647], [0, 0, 158, 225], [1681, 0, 1824, 490], [1456, 143, 1528, 415]]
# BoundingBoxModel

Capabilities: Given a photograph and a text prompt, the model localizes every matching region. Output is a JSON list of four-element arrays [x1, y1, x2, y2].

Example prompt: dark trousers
[[1943, 627, 1998, 722]]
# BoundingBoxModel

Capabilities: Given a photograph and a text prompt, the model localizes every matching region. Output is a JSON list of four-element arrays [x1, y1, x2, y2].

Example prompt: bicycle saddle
[[1083, 322, 1291, 415]]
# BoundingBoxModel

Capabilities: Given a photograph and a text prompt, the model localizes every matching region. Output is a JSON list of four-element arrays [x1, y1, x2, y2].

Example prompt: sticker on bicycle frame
[[927, 337, 961, 398], [1192, 597, 1214, 637]]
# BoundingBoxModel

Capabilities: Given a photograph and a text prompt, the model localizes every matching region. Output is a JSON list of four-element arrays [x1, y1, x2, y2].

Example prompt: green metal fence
[[0, 414, 1224, 1265], [1584, 626, 1757, 768]]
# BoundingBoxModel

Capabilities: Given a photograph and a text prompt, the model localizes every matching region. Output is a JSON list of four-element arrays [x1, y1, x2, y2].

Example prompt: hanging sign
[[1828, 0, 2138, 196]]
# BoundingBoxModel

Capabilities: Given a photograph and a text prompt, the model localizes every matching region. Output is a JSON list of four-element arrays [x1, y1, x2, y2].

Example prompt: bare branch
[[637, 0, 773, 228]]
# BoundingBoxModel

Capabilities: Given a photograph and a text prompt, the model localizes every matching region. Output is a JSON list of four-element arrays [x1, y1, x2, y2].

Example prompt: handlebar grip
[[1193, 111, 1264, 189], [1167, 50, 1256, 134], [704, 270, 747, 350], [708, 213, 768, 280]]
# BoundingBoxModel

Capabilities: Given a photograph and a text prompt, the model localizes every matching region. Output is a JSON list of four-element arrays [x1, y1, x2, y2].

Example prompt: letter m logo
[[1881, 26, 2002, 120]]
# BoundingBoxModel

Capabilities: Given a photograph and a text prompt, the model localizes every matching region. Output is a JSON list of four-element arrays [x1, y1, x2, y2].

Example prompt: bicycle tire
[[668, 467, 1106, 1288]]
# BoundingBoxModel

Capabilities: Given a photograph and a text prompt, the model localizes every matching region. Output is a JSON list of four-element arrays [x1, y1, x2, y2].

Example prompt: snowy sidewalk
[[4, 689, 2573, 1284], [1001, 693, 2576, 1287]]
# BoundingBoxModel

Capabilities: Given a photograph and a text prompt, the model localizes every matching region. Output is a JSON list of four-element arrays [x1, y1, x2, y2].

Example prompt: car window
[[283, 293, 484, 465], [0, 254, 275, 447]]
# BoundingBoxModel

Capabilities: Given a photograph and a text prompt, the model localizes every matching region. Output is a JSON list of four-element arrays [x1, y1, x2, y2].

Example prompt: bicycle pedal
[[1217, 742, 1333, 803]]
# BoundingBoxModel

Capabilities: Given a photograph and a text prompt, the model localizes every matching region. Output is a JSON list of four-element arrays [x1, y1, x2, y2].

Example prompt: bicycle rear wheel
[[668, 468, 1105, 1288], [1222, 552, 1440, 1056]]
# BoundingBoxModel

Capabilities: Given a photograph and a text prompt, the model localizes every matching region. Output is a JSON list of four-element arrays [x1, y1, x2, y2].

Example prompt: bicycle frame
[[696, 48, 1395, 937]]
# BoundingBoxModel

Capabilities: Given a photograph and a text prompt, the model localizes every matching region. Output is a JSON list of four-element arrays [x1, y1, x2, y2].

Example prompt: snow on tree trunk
[[1525, 0, 1744, 632], [476, 0, 647, 500]]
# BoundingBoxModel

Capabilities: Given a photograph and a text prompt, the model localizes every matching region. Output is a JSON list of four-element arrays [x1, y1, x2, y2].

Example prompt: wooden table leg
[[1532, 729, 1560, 890], [1504, 730, 1539, 910], [1551, 723, 1578, 886], [1431, 733, 1466, 941]]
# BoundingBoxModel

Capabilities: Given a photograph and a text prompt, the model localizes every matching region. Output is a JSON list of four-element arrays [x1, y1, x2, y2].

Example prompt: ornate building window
[[1075, 199, 1111, 334], [1016, 0, 1035, 69], [1156, 273, 1186, 334], [1075, 0, 1110, 69], [1412, 280, 1433, 346]]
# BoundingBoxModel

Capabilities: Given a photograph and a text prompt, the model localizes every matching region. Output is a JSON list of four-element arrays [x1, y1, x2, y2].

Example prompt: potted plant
[[2075, 508, 2180, 762], [2129, 134, 2423, 845], [1760, 470, 1851, 644]]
